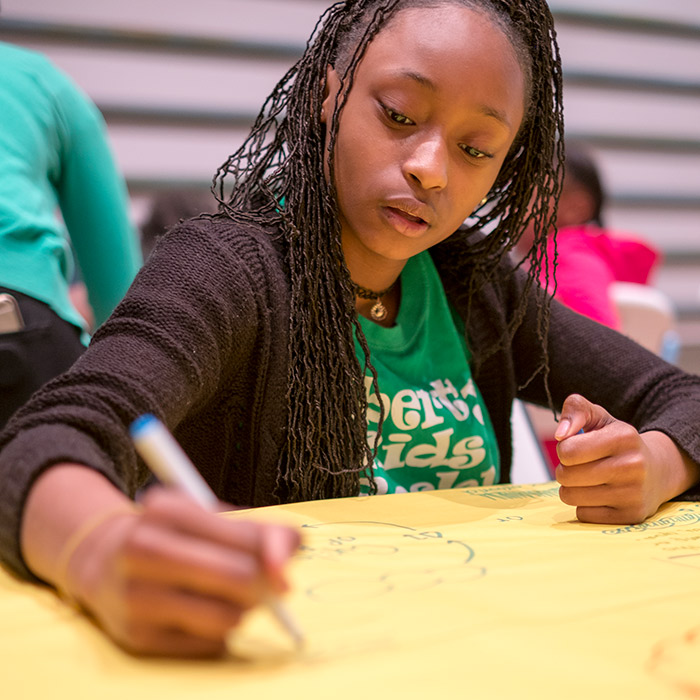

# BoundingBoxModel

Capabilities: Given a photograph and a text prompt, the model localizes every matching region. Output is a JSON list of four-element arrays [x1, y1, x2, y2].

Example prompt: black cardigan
[[2, 216, 700, 579]]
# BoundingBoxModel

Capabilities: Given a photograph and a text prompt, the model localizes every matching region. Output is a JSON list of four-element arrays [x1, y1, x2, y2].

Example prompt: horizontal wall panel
[[563, 85, 700, 142], [8, 0, 699, 35], [127, 191, 218, 232], [550, 0, 700, 29], [677, 321, 700, 347], [2, 39, 293, 115], [591, 149, 700, 200], [556, 22, 700, 83], [106, 123, 251, 182], [654, 266, 700, 314], [0, 0, 325, 46], [605, 205, 700, 255]]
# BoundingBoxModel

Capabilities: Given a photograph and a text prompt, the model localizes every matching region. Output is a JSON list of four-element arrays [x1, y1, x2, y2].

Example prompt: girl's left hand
[[553, 394, 700, 524]]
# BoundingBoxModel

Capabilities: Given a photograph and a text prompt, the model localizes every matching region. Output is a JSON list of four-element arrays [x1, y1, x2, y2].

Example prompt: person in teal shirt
[[0, 41, 142, 428]]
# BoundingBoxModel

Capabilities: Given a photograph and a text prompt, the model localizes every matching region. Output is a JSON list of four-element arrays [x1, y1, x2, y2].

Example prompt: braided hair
[[212, 0, 564, 502]]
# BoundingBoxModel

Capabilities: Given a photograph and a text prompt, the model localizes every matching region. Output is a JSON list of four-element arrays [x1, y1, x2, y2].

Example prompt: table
[[3, 482, 700, 699]]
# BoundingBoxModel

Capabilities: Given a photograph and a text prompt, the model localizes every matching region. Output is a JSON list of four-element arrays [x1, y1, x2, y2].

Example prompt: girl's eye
[[460, 144, 492, 160], [384, 105, 415, 126]]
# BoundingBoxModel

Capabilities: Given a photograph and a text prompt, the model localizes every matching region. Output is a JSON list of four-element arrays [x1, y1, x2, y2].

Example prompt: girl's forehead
[[351, 5, 526, 124], [358, 5, 521, 78], [370, 4, 511, 54]]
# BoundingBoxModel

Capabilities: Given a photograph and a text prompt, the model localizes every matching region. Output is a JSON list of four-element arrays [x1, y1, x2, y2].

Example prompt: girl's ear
[[321, 65, 341, 124]]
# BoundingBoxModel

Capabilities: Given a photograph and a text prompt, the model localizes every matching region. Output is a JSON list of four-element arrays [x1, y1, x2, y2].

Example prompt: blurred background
[[1, 0, 699, 371]]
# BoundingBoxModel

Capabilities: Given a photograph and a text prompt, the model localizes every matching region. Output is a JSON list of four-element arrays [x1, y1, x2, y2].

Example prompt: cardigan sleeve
[[0, 217, 270, 579], [507, 266, 700, 485], [436, 239, 700, 492]]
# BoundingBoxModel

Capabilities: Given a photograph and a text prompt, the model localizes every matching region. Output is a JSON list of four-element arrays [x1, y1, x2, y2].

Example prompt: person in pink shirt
[[516, 142, 662, 469], [540, 142, 660, 329]]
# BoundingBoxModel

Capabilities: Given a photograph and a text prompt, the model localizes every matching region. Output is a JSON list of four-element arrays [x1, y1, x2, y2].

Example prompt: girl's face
[[322, 4, 526, 271]]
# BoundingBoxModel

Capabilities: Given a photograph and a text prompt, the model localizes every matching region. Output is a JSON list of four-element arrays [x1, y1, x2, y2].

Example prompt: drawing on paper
[[648, 625, 700, 698], [297, 520, 486, 602]]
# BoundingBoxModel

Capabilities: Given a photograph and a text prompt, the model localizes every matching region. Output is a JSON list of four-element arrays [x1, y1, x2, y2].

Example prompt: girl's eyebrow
[[390, 69, 436, 91], [479, 104, 512, 130], [386, 69, 513, 130]]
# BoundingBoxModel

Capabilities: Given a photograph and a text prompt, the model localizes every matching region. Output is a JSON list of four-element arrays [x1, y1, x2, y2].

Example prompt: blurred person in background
[[516, 140, 664, 471], [139, 188, 217, 260], [516, 140, 661, 330], [0, 41, 142, 429]]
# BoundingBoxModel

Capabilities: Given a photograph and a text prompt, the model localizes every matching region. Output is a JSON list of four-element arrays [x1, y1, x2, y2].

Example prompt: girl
[[1, 0, 699, 657]]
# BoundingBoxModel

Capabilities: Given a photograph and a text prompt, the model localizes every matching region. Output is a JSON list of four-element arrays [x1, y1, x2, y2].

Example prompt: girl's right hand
[[64, 487, 300, 657]]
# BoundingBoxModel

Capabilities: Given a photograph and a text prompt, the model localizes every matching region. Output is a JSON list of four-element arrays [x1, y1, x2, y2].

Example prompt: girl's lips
[[382, 206, 430, 237]]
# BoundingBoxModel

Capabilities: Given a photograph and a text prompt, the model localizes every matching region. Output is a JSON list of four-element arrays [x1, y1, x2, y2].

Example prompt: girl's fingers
[[555, 393, 615, 440], [574, 506, 620, 525], [68, 487, 301, 655], [119, 580, 245, 640], [115, 621, 228, 658], [49, 482, 301, 657], [559, 479, 652, 523], [556, 448, 645, 488], [139, 488, 270, 553], [556, 412, 644, 471], [120, 522, 263, 608], [260, 525, 302, 591], [555, 460, 607, 487], [558, 483, 635, 508], [132, 488, 300, 600], [575, 504, 649, 525]]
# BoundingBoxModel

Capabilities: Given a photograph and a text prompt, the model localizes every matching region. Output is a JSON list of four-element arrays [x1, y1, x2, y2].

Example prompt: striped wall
[[1, 0, 699, 366]]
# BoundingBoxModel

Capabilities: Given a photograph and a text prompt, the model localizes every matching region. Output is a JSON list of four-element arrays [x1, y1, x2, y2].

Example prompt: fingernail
[[555, 419, 570, 439]]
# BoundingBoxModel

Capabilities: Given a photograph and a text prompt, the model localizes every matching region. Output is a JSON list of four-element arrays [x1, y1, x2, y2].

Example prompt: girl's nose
[[403, 134, 449, 191]]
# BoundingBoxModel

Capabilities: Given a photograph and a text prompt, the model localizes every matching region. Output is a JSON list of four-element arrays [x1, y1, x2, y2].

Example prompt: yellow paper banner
[[3, 483, 700, 699]]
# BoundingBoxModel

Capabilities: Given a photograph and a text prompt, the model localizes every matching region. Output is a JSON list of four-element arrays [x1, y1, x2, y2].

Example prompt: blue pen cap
[[129, 413, 159, 439]]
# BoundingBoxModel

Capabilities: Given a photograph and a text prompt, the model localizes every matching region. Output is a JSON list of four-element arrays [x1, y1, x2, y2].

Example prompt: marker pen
[[130, 413, 304, 647]]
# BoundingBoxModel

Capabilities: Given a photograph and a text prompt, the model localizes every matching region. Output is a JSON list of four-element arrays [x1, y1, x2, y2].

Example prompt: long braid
[[436, 0, 565, 401], [211, 0, 565, 502]]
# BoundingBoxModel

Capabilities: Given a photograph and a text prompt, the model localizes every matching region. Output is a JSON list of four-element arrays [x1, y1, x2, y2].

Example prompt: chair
[[609, 282, 679, 362], [510, 399, 552, 484]]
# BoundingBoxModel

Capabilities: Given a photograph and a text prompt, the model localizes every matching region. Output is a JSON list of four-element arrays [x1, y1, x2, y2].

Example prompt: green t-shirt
[[354, 252, 500, 495]]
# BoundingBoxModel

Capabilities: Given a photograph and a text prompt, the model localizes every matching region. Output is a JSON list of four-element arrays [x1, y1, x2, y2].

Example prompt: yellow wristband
[[54, 505, 138, 607]]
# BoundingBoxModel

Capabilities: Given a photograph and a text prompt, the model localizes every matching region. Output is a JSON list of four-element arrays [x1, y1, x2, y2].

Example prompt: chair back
[[609, 282, 677, 360]]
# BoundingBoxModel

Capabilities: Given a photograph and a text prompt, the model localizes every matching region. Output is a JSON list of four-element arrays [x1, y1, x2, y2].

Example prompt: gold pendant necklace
[[352, 281, 396, 321]]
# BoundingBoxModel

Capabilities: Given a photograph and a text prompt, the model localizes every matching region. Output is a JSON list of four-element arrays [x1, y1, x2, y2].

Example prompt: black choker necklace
[[352, 281, 396, 321]]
